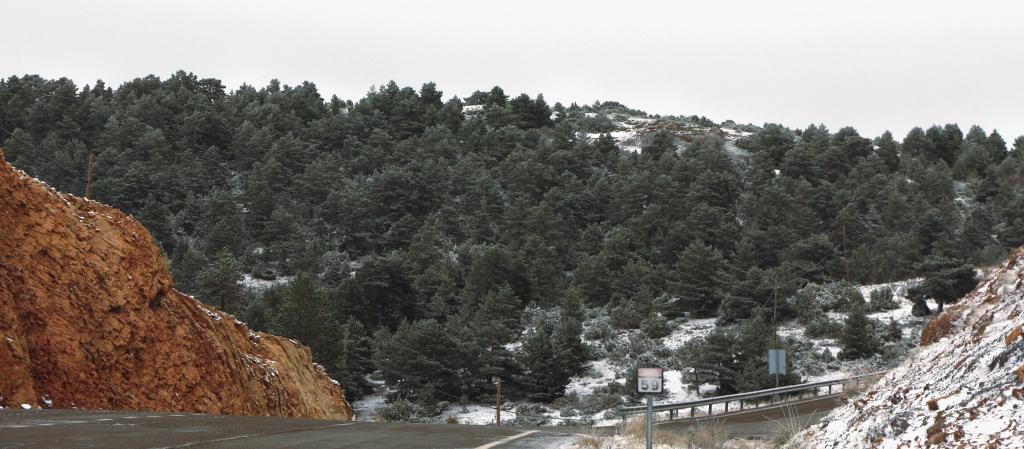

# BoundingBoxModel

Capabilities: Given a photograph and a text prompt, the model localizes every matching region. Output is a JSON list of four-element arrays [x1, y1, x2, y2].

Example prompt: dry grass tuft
[[1006, 326, 1023, 346], [610, 417, 731, 448], [920, 307, 962, 346], [618, 416, 648, 441], [574, 434, 602, 449], [570, 423, 604, 449], [676, 420, 728, 448], [925, 412, 946, 445], [769, 405, 816, 448]]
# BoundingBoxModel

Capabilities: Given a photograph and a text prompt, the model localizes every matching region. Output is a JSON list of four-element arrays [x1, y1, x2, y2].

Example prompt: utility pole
[[494, 377, 502, 426], [842, 224, 850, 282], [773, 287, 780, 389], [765, 271, 784, 391], [84, 153, 95, 199]]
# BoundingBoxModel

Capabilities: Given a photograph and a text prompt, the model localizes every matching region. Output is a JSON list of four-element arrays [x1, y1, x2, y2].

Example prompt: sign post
[[493, 377, 502, 426], [768, 348, 786, 388], [637, 367, 663, 449]]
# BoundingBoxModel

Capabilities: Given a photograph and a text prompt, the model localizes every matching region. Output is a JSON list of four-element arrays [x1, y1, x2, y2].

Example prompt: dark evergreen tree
[[839, 301, 878, 360], [272, 274, 346, 381], [670, 240, 730, 318], [907, 256, 978, 312], [195, 248, 245, 312]]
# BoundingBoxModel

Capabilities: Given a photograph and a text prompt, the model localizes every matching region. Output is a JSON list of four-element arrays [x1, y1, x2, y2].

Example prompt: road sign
[[637, 367, 663, 394], [768, 349, 786, 375], [637, 367, 662, 449]]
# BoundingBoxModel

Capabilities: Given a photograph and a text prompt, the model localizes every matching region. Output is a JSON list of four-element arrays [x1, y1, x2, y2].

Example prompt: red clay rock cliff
[[0, 149, 352, 419]]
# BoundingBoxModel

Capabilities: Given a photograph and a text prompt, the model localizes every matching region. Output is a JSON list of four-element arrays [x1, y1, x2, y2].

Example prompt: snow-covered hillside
[[794, 248, 1024, 448]]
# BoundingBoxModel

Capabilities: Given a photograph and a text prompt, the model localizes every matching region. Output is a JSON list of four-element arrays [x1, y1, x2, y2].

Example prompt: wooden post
[[843, 224, 850, 282], [85, 153, 95, 199], [495, 377, 502, 426]]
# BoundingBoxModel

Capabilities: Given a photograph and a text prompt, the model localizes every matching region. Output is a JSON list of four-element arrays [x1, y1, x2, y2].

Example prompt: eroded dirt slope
[[0, 149, 352, 420]]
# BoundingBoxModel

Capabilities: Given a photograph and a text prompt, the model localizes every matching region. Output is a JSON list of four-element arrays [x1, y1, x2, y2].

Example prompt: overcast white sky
[[4, 0, 1022, 140]]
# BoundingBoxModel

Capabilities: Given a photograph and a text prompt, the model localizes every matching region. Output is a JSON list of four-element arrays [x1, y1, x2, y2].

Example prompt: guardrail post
[[707, 404, 712, 415], [828, 384, 832, 395], [669, 409, 675, 420], [724, 401, 729, 413], [690, 407, 695, 418], [740, 400, 744, 410]]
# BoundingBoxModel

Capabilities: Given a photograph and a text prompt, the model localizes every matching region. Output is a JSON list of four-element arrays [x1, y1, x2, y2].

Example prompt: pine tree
[[553, 290, 589, 376], [684, 328, 741, 392], [517, 315, 566, 401], [333, 317, 375, 400], [839, 302, 878, 359], [471, 284, 522, 383], [273, 274, 344, 376], [911, 256, 978, 312], [195, 248, 245, 312], [375, 319, 462, 399], [670, 240, 730, 318], [875, 131, 901, 171], [885, 318, 902, 341]]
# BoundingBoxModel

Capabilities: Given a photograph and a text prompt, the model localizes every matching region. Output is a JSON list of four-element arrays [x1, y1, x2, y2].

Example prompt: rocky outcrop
[[0, 149, 352, 420], [795, 247, 1024, 448]]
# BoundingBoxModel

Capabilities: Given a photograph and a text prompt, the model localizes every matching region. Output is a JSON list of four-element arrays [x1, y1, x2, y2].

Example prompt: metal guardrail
[[619, 371, 888, 421]]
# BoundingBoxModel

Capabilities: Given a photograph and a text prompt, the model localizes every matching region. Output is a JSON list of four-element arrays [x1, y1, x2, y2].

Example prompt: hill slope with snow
[[794, 247, 1024, 448]]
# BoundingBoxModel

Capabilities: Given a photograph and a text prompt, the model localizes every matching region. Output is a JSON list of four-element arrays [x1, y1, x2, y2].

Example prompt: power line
[[1, 125, 131, 259], [760, 237, 849, 306], [0, 124, 82, 179]]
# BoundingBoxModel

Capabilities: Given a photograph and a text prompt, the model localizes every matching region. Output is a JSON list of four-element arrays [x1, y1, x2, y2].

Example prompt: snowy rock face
[[795, 248, 1024, 448], [0, 149, 352, 420]]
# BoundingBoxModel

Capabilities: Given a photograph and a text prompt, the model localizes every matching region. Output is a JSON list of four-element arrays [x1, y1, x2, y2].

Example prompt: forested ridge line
[[2, 71, 1021, 406]]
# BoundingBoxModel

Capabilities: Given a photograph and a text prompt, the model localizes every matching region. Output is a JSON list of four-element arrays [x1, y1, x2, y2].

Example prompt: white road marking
[[474, 430, 540, 449], [162, 422, 357, 448]]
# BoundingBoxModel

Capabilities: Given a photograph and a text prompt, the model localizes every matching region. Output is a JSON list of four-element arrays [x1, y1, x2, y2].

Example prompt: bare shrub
[[678, 420, 728, 448], [769, 405, 814, 448]]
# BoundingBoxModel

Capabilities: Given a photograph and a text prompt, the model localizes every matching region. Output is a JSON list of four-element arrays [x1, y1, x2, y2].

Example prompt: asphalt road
[[0, 397, 840, 448], [0, 409, 580, 449]]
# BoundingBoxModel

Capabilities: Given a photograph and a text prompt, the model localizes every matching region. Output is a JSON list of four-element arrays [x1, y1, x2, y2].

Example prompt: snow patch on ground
[[239, 274, 293, 291], [566, 360, 619, 396], [579, 111, 753, 154], [439, 404, 500, 425], [351, 392, 386, 422], [663, 318, 716, 350]]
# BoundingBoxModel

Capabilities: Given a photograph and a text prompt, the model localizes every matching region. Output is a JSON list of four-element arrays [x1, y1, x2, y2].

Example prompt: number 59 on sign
[[636, 367, 663, 393]]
